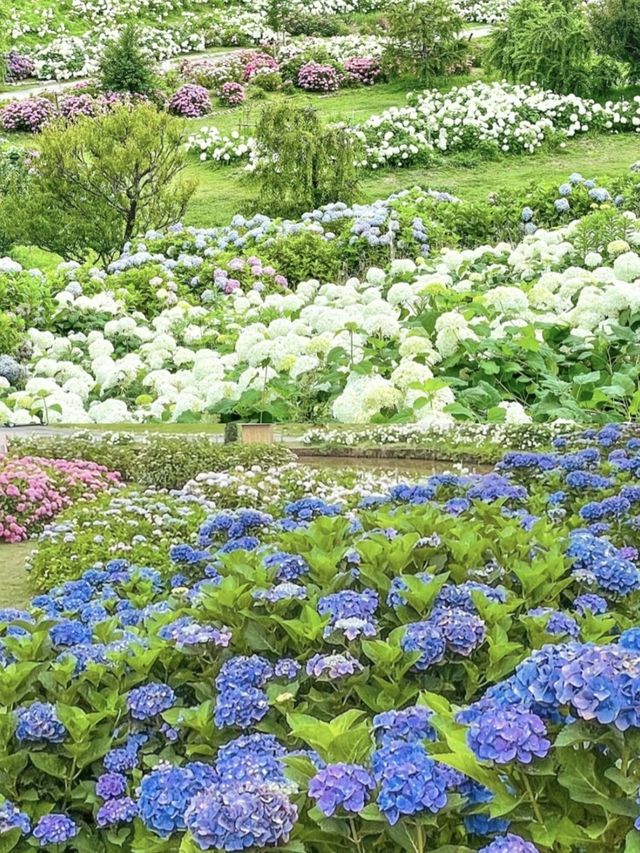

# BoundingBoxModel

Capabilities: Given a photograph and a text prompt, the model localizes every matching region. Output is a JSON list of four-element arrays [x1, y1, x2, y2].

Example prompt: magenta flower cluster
[[169, 84, 211, 118], [344, 57, 382, 86], [298, 62, 343, 92], [220, 82, 246, 107], [243, 53, 279, 81]]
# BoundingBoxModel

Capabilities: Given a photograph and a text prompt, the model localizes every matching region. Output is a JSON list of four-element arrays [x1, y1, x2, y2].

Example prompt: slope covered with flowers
[[1, 424, 640, 850], [2, 166, 640, 426]]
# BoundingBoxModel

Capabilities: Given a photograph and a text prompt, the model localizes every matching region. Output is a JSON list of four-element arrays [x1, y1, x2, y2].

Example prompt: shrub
[[297, 61, 343, 91], [99, 23, 156, 96], [5, 51, 35, 81], [0, 97, 55, 133], [486, 0, 599, 95], [343, 56, 383, 86], [8, 433, 295, 489], [168, 84, 211, 118], [383, 0, 468, 81], [1, 105, 195, 267], [590, 0, 640, 78], [220, 81, 246, 105], [252, 101, 359, 217], [0, 456, 120, 542], [58, 93, 97, 120]]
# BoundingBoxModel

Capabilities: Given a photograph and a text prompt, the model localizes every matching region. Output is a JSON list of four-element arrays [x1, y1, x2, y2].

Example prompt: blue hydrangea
[[253, 583, 307, 603], [15, 702, 66, 743], [50, 619, 92, 647], [435, 582, 506, 613], [33, 814, 78, 846], [0, 800, 30, 835], [216, 734, 287, 785], [401, 621, 446, 669], [565, 471, 611, 490], [127, 682, 175, 720], [619, 627, 640, 651], [527, 607, 579, 638], [274, 658, 301, 679], [573, 594, 608, 616], [215, 656, 273, 693], [387, 572, 434, 608], [185, 781, 297, 850], [579, 496, 631, 522], [263, 551, 309, 582], [432, 608, 486, 656], [318, 589, 378, 622], [104, 746, 139, 774], [479, 834, 539, 852], [308, 763, 375, 815], [137, 765, 203, 838], [214, 687, 269, 729], [159, 617, 231, 649], [284, 498, 342, 521], [467, 707, 550, 764], [96, 797, 138, 828], [375, 743, 448, 825], [592, 556, 640, 595], [373, 706, 436, 747]]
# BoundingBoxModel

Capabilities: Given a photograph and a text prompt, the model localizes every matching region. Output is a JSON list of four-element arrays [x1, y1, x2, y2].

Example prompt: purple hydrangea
[[467, 707, 550, 764], [159, 616, 232, 649], [306, 652, 363, 680], [169, 84, 211, 118], [96, 797, 138, 827], [573, 594, 608, 616], [308, 763, 375, 816], [96, 772, 128, 800]]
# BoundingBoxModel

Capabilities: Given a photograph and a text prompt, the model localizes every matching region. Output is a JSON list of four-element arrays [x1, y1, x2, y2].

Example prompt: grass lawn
[[46, 421, 310, 437], [184, 133, 640, 227], [0, 542, 33, 608]]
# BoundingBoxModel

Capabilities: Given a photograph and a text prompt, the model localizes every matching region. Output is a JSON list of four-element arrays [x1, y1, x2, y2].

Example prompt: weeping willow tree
[[252, 101, 359, 218], [486, 0, 597, 95]]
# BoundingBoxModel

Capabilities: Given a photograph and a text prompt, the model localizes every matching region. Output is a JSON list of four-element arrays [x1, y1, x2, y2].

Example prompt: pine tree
[[99, 23, 156, 96]]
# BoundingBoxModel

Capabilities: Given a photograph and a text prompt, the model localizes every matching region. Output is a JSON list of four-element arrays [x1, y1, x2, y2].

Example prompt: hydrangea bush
[[0, 456, 120, 542], [2, 425, 640, 849]]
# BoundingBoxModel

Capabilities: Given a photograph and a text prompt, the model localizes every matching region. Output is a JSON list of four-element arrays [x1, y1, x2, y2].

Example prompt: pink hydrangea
[[168, 84, 212, 118], [344, 57, 382, 86], [242, 52, 279, 81], [220, 81, 246, 106], [0, 457, 120, 543], [0, 97, 55, 133], [297, 62, 342, 92]]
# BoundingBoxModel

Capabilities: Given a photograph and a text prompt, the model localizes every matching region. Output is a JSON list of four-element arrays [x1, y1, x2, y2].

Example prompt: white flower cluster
[[350, 82, 640, 168], [302, 420, 578, 447], [3, 207, 640, 427], [185, 127, 257, 165], [187, 81, 640, 170]]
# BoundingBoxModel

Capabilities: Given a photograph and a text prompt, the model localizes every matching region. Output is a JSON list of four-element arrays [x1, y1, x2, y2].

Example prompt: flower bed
[[0, 456, 120, 542], [2, 171, 640, 426], [1, 424, 640, 849], [27, 459, 419, 589], [8, 433, 294, 489]]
